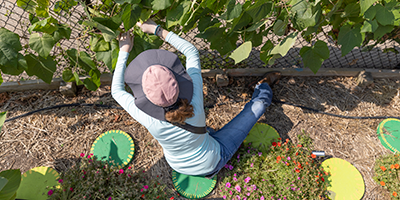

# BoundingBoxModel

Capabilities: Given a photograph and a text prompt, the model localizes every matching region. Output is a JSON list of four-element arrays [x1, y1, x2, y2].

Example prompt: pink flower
[[246, 192, 250, 196], [229, 191, 233, 195], [58, 179, 63, 183], [237, 154, 240, 159], [229, 165, 234, 170], [258, 152, 262, 156], [141, 188, 144, 192], [243, 197, 247, 200], [48, 190, 53, 196], [223, 195, 227, 199], [87, 155, 91, 159], [82, 175, 85, 178], [144, 185, 149, 189], [235, 185, 241, 192], [128, 166, 132, 169], [287, 157, 291, 160], [128, 174, 131, 178], [80, 153, 85, 157], [260, 196, 265, 200], [233, 177, 238, 181], [226, 182, 231, 188], [234, 173, 237, 176], [119, 169, 124, 174], [244, 177, 251, 183], [69, 187, 73, 191], [236, 195, 241, 200], [250, 163, 253, 167], [224, 164, 229, 168], [108, 197, 112, 200]]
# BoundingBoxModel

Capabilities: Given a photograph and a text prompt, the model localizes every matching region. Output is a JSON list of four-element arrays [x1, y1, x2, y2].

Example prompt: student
[[111, 19, 281, 177]]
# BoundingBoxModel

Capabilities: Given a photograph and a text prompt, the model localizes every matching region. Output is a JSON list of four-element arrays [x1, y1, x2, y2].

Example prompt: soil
[[1, 76, 399, 199]]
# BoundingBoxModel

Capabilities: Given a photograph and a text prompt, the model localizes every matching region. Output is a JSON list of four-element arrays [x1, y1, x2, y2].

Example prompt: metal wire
[[1, 1, 399, 83]]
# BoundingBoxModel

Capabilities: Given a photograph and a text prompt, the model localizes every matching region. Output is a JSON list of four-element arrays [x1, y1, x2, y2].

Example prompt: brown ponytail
[[165, 99, 194, 124]]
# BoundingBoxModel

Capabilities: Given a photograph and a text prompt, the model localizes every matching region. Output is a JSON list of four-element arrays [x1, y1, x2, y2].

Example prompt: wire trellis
[[1, 0, 399, 83]]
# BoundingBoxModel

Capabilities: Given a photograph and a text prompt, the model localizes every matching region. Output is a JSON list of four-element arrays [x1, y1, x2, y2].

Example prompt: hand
[[136, 19, 158, 34], [118, 31, 134, 53]]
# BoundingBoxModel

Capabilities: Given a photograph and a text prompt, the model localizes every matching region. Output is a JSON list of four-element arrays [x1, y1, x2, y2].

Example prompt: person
[[111, 19, 281, 177]]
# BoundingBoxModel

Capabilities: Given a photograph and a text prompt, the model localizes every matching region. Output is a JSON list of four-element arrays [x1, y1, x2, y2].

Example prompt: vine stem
[[179, 0, 199, 35]]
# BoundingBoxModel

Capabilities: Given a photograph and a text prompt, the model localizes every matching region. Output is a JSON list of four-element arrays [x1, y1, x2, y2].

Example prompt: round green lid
[[172, 170, 217, 199], [321, 158, 365, 200], [244, 123, 280, 152], [377, 118, 400, 153], [90, 130, 134, 168], [16, 167, 60, 200]]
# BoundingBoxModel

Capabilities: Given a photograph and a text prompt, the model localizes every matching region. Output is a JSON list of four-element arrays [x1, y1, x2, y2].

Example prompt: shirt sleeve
[[111, 51, 155, 128]]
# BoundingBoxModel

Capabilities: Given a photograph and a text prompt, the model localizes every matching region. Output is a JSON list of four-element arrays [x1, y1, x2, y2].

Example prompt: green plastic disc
[[16, 167, 60, 200], [90, 130, 134, 168], [321, 158, 365, 200], [172, 170, 217, 199], [244, 123, 280, 152], [377, 118, 400, 153]]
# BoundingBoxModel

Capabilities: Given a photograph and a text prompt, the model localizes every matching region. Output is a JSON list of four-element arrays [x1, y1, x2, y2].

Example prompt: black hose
[[4, 99, 400, 123]]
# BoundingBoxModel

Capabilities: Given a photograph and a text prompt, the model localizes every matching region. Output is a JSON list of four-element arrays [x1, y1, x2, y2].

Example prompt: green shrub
[[218, 135, 328, 200], [373, 153, 400, 199], [47, 154, 175, 200]]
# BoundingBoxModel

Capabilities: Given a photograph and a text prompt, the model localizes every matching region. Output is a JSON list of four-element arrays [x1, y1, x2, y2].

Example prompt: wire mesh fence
[[1, 0, 399, 83]]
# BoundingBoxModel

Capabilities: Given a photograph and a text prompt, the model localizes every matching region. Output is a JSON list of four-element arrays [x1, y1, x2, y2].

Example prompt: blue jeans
[[202, 83, 273, 178]]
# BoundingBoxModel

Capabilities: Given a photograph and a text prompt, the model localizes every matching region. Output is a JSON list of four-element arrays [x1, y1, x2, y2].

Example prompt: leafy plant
[[218, 135, 329, 199], [373, 153, 400, 199], [0, 0, 398, 89], [0, 169, 21, 200], [47, 153, 175, 199]]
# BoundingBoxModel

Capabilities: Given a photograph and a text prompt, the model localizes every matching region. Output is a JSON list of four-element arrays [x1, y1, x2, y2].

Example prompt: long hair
[[165, 99, 194, 124]]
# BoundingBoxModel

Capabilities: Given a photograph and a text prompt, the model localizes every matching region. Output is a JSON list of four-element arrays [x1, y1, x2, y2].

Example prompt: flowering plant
[[47, 154, 175, 200], [219, 133, 329, 200], [373, 153, 400, 199]]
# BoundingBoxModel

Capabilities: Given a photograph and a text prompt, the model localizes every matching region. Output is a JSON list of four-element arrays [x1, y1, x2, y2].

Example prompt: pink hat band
[[142, 65, 180, 107]]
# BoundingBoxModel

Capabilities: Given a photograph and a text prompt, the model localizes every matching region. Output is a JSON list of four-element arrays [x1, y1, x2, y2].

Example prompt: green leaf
[[139, 8, 153, 22], [36, 0, 50, 17], [0, 177, 8, 191], [364, 5, 376, 20], [79, 51, 96, 70], [93, 16, 122, 31], [0, 28, 22, 68], [198, 16, 219, 33], [375, 4, 395, 26], [66, 49, 96, 72], [382, 48, 399, 54], [196, 23, 224, 43], [245, 0, 272, 23], [54, 0, 77, 14], [25, 54, 56, 84], [17, 0, 37, 13], [29, 33, 55, 58], [83, 69, 101, 91], [270, 32, 297, 57], [244, 19, 268, 32], [1, 53, 26, 75], [52, 24, 72, 43], [0, 111, 6, 133], [96, 39, 119, 71], [90, 35, 110, 52], [229, 41, 252, 64], [62, 69, 74, 82], [300, 40, 330, 74], [113, 0, 140, 4], [225, 0, 242, 20], [151, 0, 171, 10], [0, 169, 21, 200], [360, 0, 375, 15], [260, 40, 274, 64], [166, 0, 191, 28], [74, 72, 83, 85], [361, 19, 378, 33], [341, 3, 360, 18], [231, 12, 252, 32], [83, 21, 119, 42], [122, 4, 141, 30], [291, 0, 319, 30], [374, 25, 394, 40], [28, 16, 58, 34], [273, 19, 286, 36], [338, 24, 363, 56]]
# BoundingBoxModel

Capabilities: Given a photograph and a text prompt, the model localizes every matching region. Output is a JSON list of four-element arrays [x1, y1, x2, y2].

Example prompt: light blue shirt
[[111, 32, 221, 175]]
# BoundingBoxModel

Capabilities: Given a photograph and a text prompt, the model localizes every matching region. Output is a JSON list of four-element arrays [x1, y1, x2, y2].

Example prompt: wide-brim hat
[[124, 49, 193, 121]]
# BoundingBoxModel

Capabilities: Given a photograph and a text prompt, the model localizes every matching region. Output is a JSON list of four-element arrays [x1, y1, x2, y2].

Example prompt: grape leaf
[[0, 28, 22, 68], [375, 4, 395, 26], [122, 4, 141, 30], [29, 33, 55, 58], [360, 0, 375, 15], [338, 24, 363, 56], [299, 40, 330, 74], [229, 41, 252, 64], [270, 32, 297, 57], [25, 54, 56, 84]]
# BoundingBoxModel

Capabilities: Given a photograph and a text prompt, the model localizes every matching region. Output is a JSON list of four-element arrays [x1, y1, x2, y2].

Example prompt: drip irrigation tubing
[[4, 99, 400, 123]]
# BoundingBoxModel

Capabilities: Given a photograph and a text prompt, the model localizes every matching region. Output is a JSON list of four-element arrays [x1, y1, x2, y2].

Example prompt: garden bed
[[0, 75, 399, 199]]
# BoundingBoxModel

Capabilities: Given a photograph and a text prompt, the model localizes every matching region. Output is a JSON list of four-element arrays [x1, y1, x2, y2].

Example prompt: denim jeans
[[202, 83, 273, 178]]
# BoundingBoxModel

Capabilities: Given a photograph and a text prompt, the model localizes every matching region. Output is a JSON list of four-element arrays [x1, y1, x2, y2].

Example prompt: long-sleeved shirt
[[111, 32, 221, 175]]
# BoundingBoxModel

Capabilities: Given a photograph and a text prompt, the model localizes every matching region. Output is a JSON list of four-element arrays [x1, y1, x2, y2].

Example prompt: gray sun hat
[[124, 49, 193, 121]]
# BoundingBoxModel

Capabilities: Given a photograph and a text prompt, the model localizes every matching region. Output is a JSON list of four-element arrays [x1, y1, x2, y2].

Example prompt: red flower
[[395, 164, 399, 169], [311, 154, 316, 158], [272, 142, 277, 147], [380, 181, 385, 186], [277, 142, 281, 147], [391, 165, 395, 169], [295, 169, 300, 173], [393, 192, 398, 197], [296, 152, 299, 156], [278, 138, 281, 140], [380, 166, 387, 172], [297, 144, 302, 147], [321, 177, 325, 182], [277, 156, 282, 162], [286, 148, 289, 151], [141, 194, 145, 198], [170, 197, 175, 200], [286, 138, 290, 142]]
